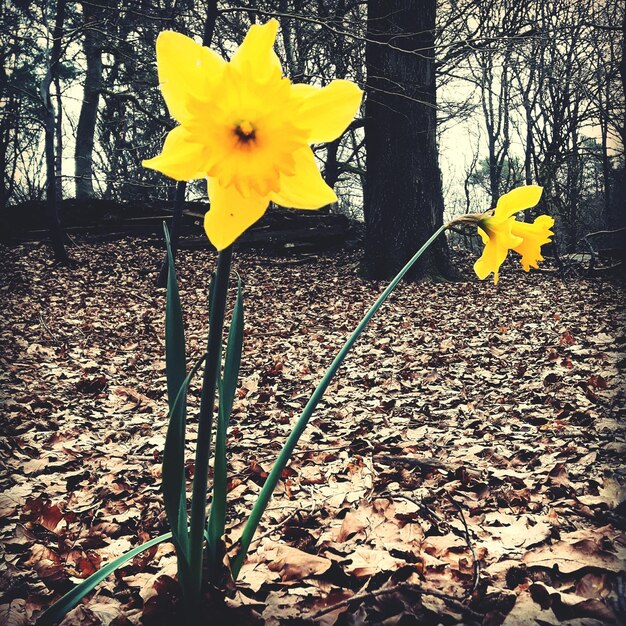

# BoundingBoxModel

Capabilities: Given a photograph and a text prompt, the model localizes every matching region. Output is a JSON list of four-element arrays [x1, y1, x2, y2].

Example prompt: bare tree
[[584, 0, 625, 229], [74, 0, 105, 198], [40, 0, 70, 264]]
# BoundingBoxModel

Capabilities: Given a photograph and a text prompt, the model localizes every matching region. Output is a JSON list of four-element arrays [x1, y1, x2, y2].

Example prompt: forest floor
[[1, 237, 625, 626]]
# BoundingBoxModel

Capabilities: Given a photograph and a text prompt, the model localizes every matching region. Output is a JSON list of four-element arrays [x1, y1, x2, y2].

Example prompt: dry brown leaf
[[266, 544, 332, 581], [24, 544, 67, 587], [336, 509, 369, 543], [524, 538, 626, 574], [343, 546, 403, 577], [0, 600, 28, 626], [501, 589, 560, 625]]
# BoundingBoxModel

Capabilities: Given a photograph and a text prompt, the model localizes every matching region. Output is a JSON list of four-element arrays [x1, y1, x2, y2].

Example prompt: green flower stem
[[188, 246, 233, 609], [230, 224, 449, 579], [207, 278, 244, 582]]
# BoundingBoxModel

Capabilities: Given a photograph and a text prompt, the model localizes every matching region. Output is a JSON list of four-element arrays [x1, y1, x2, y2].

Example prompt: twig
[[376, 490, 446, 529], [583, 227, 626, 239], [65, 233, 84, 249], [442, 490, 481, 595], [38, 313, 56, 339], [112, 285, 154, 305], [307, 582, 482, 622]]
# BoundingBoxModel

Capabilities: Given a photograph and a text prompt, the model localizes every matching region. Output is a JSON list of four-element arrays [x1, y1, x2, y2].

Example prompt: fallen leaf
[[266, 544, 332, 581]]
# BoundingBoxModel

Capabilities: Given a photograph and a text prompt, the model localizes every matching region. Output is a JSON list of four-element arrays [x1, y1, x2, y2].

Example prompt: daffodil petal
[[231, 19, 282, 84], [156, 31, 226, 123], [292, 80, 363, 144], [143, 126, 208, 181], [477, 227, 490, 246], [474, 222, 522, 284], [494, 185, 543, 220], [270, 147, 337, 209], [204, 179, 269, 250], [511, 215, 555, 271]]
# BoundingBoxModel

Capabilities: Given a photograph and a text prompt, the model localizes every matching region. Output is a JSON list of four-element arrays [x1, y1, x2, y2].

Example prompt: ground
[[0, 238, 625, 626]]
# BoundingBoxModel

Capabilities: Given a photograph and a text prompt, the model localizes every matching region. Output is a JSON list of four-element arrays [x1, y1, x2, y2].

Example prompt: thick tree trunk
[[75, 2, 103, 199], [599, 98, 611, 227], [363, 0, 450, 280], [41, 0, 70, 265]]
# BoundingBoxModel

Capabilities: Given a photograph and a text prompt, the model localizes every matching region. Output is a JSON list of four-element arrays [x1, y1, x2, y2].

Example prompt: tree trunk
[[54, 71, 63, 202], [523, 102, 534, 187], [0, 56, 10, 216], [482, 57, 500, 206], [324, 139, 339, 189], [41, 0, 70, 265], [363, 0, 450, 280], [75, 1, 104, 199], [157, 182, 186, 286], [599, 88, 611, 227]]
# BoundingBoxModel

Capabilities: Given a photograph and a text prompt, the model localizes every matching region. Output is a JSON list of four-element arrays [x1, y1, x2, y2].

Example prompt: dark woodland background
[[1, 0, 624, 276]]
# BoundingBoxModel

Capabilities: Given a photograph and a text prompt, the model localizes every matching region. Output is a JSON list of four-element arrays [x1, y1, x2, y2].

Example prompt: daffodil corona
[[143, 20, 362, 250], [453, 185, 554, 284]]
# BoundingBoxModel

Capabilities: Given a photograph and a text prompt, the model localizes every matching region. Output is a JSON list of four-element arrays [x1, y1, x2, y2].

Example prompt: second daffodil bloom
[[473, 185, 555, 284], [143, 19, 363, 250]]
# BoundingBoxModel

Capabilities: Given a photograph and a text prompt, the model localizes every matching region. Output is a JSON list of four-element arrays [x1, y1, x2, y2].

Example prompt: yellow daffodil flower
[[473, 185, 554, 284], [143, 19, 363, 250]]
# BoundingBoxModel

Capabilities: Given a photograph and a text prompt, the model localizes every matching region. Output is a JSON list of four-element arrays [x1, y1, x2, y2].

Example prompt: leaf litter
[[0, 238, 625, 625]]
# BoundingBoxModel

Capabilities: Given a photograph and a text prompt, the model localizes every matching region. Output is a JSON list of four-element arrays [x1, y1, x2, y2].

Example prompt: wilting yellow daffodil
[[143, 19, 362, 250], [472, 185, 554, 284]]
